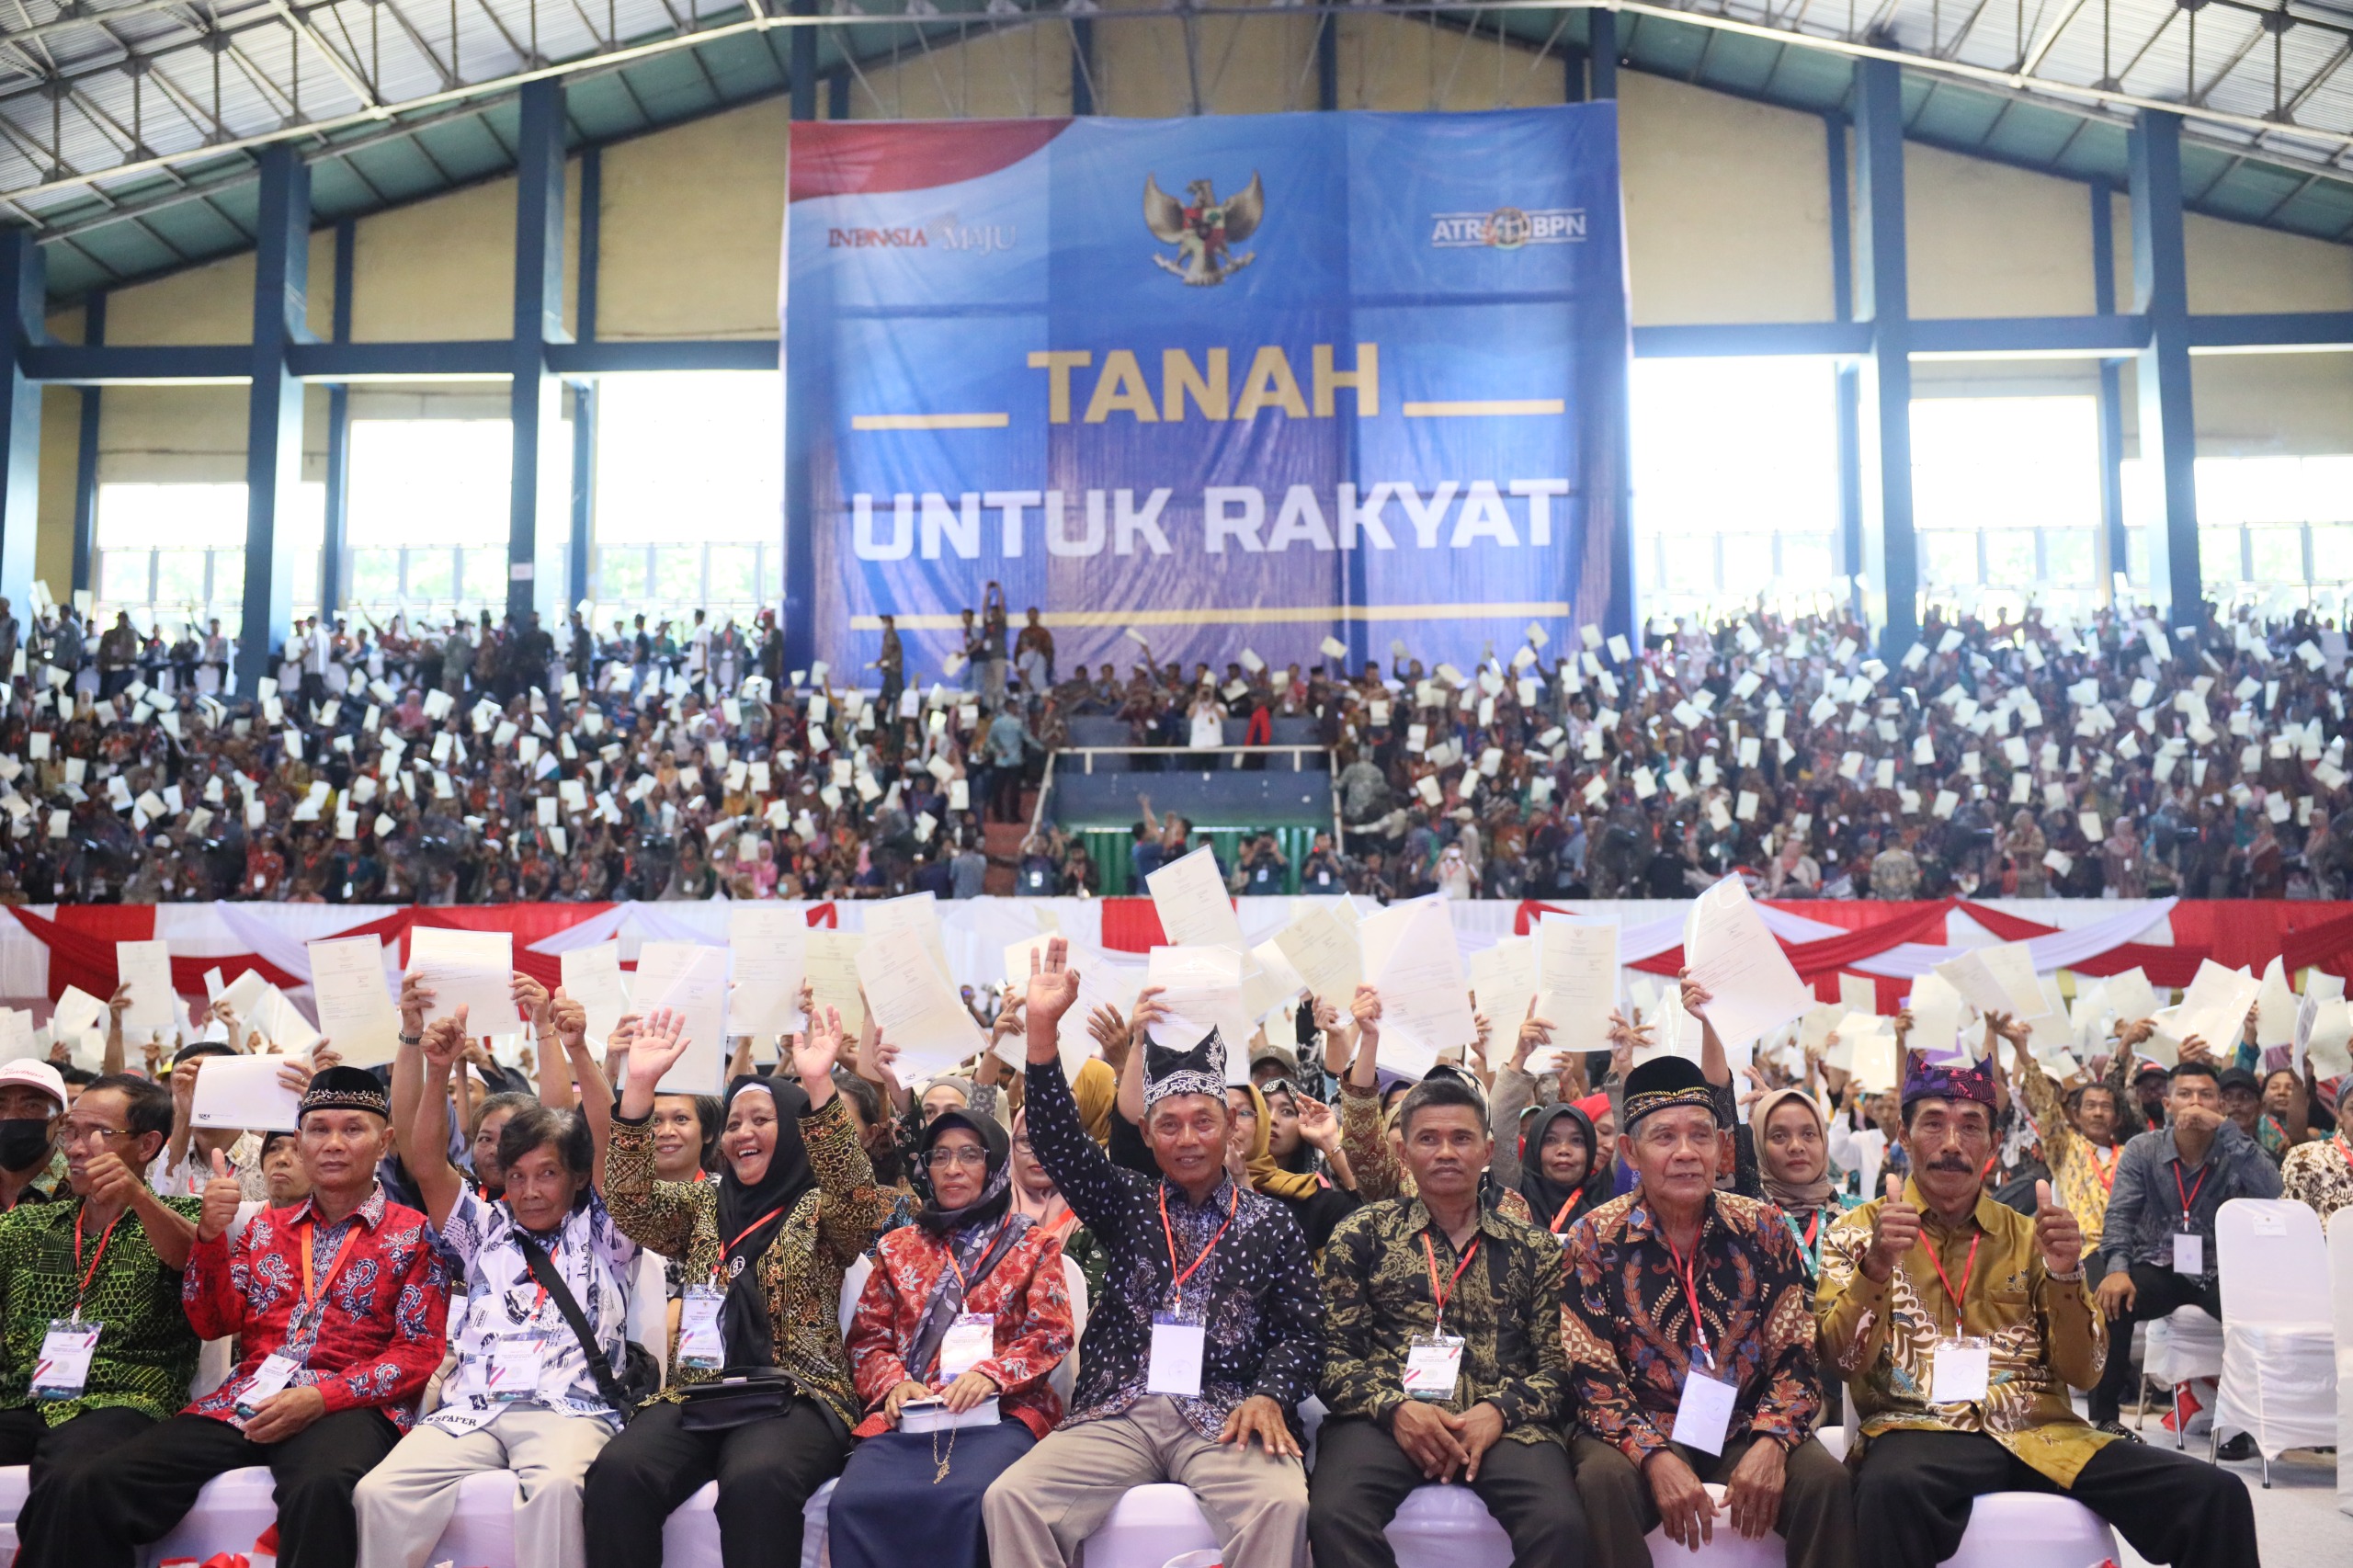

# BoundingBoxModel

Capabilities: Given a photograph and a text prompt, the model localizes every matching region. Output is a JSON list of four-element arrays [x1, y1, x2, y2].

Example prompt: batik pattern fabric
[[604, 1093, 882, 1429], [0, 1196, 204, 1425], [2018, 1050, 2124, 1252], [2281, 1136, 2353, 1227], [182, 1185, 450, 1432], [425, 1188, 640, 1434], [1816, 1178, 2110, 1486], [1023, 1053, 1324, 1440], [1561, 1189, 1820, 1466], [1316, 1197, 1570, 1446], [846, 1217, 1074, 1439]]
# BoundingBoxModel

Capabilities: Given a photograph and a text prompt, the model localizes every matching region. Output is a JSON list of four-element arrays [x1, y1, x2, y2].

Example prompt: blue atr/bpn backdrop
[[779, 106, 1634, 678]]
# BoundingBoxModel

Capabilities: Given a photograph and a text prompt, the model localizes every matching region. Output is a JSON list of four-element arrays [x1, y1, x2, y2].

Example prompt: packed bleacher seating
[[3, 589, 2352, 907]]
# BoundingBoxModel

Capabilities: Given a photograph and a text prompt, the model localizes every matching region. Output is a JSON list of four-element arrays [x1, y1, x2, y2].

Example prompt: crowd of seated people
[[0, 936, 2333, 1568], [3, 584, 2351, 905]]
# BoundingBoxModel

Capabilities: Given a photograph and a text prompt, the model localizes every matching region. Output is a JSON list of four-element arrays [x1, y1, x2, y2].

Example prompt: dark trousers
[[1309, 1415, 1586, 1568], [0, 1403, 154, 1489], [14, 1406, 400, 1568], [2090, 1261, 2223, 1423], [582, 1396, 848, 1568], [1571, 1432, 1856, 1568], [1854, 1427, 2256, 1568]]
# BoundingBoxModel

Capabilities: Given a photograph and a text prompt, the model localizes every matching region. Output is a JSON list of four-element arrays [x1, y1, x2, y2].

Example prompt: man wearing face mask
[[0, 1060, 67, 1210]]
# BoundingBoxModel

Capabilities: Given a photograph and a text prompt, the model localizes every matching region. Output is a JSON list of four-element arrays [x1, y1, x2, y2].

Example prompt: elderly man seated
[[1819, 1052, 2258, 1568]]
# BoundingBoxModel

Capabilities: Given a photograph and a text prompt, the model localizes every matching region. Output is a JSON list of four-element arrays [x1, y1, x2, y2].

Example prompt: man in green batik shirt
[[0, 1073, 200, 1490]]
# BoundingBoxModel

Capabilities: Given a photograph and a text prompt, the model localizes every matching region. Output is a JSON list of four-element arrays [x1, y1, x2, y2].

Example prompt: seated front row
[[0, 961, 2271, 1568]]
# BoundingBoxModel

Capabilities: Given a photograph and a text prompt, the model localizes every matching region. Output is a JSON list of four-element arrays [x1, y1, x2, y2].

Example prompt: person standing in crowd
[[2014, 1018, 2139, 1259], [2280, 1076, 2353, 1224], [1563, 1054, 1854, 1568], [875, 614, 904, 716], [354, 991, 635, 1568], [0, 1060, 65, 1212], [0, 1075, 199, 1531], [832, 1107, 1074, 1568], [1820, 1054, 2258, 1568], [19, 1068, 449, 1568], [584, 1005, 881, 1568], [984, 940, 1322, 1568], [1309, 1073, 1583, 1567], [2086, 1056, 2280, 1446]]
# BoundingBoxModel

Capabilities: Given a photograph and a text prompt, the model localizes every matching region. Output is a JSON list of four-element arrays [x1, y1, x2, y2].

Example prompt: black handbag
[[514, 1233, 662, 1421], [675, 1368, 798, 1431]]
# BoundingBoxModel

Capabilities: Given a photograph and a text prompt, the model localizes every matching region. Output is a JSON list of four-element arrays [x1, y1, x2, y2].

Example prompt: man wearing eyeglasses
[[0, 1059, 67, 1213], [0, 1073, 199, 1520]]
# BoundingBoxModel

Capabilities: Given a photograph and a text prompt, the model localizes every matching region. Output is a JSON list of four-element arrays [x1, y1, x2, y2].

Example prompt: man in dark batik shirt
[[1563, 1051, 1855, 1568], [983, 941, 1323, 1568]]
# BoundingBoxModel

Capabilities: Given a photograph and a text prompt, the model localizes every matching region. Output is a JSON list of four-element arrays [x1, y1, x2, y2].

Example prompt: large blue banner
[[781, 107, 1633, 677]]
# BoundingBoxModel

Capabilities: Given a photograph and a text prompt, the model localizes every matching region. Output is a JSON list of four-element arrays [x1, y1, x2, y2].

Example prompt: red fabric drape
[[1627, 898, 1955, 982], [8, 905, 305, 1001], [1100, 898, 1168, 954]]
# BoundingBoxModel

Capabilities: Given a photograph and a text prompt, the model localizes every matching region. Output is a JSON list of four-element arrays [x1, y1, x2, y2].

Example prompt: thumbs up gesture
[[197, 1148, 244, 1244], [2031, 1177, 2084, 1277], [1864, 1175, 1920, 1284]]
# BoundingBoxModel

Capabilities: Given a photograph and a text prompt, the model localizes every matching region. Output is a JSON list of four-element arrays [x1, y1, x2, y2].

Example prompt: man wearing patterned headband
[[984, 942, 1324, 1568], [18, 1066, 450, 1568], [1818, 1050, 2256, 1568]]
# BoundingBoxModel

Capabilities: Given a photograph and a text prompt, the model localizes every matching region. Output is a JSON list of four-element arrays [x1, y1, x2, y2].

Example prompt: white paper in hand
[[407, 927, 519, 1032], [632, 943, 730, 1095], [1146, 846, 1248, 954], [113, 940, 176, 1033], [190, 1054, 303, 1132], [1143, 946, 1253, 1084], [862, 892, 954, 993], [1357, 898, 1478, 1078], [1269, 908, 1361, 1004], [727, 905, 811, 1038], [306, 937, 402, 1068], [1680, 877, 1810, 1054], [559, 943, 631, 1045], [1535, 914, 1618, 1055], [856, 927, 986, 1083]]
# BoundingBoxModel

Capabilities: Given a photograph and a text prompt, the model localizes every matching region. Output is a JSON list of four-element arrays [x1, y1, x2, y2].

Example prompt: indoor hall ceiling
[[2, 0, 2350, 305]]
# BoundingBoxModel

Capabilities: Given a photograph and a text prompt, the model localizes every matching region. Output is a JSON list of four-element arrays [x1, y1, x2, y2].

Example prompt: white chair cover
[[140, 1465, 278, 1568], [1390, 1483, 1514, 1568], [2214, 1198, 2337, 1459], [1937, 1493, 2117, 1568], [1075, 1483, 1219, 1568], [0, 1463, 27, 1557], [662, 1478, 723, 1568], [1636, 1483, 1780, 1568], [2327, 1209, 2353, 1517], [437, 1470, 521, 1568], [2143, 1304, 2223, 1386]]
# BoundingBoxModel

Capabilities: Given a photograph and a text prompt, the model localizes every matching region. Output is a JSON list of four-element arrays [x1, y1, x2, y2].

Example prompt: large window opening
[[592, 371, 782, 634]]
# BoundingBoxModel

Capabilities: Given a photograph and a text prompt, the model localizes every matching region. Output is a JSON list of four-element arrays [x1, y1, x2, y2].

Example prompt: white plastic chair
[[1050, 1251, 1090, 1411], [662, 1479, 723, 1568], [1075, 1483, 1218, 1568], [1390, 1483, 1515, 1568], [2327, 1208, 2353, 1519], [1937, 1493, 2117, 1568], [627, 1244, 671, 1386], [2138, 1305, 2224, 1445], [0, 1463, 26, 1557], [839, 1254, 873, 1336], [1632, 1482, 1781, 1568], [2213, 1196, 2336, 1479], [140, 1465, 278, 1567], [434, 1470, 521, 1568]]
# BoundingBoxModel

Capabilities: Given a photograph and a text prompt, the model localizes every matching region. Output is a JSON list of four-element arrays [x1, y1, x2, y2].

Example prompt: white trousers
[[354, 1404, 616, 1568]]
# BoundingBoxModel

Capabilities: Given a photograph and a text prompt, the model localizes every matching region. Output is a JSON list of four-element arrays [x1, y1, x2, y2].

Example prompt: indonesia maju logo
[[1143, 173, 1264, 286]]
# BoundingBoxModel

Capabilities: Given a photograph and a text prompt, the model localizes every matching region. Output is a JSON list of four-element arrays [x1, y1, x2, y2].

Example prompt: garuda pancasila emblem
[[1143, 172, 1265, 286]]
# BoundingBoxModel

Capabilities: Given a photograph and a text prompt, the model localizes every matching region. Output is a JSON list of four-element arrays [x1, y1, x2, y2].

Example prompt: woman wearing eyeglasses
[[833, 1108, 1074, 1568]]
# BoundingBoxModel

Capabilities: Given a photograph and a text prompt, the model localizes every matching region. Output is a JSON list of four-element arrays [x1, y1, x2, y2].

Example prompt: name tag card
[[1670, 1364, 1736, 1455], [1147, 1318, 1206, 1397], [1931, 1340, 1991, 1405], [32, 1321, 100, 1400], [939, 1312, 995, 1381], [237, 1351, 301, 1415], [678, 1287, 726, 1369], [2172, 1232, 2204, 1275], [489, 1335, 549, 1399], [1403, 1335, 1465, 1402]]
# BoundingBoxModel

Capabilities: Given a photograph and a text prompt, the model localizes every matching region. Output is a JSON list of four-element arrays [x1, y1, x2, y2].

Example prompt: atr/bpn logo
[[1429, 207, 1586, 249]]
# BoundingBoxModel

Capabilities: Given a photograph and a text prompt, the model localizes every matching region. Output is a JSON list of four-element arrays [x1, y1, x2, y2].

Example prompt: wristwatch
[[398, 1032, 423, 1046]]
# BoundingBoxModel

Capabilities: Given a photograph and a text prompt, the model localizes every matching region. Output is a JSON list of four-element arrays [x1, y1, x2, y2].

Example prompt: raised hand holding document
[[1357, 897, 1478, 1078], [857, 927, 986, 1082], [307, 937, 401, 1067], [407, 928, 520, 1032], [1679, 876, 1810, 1055]]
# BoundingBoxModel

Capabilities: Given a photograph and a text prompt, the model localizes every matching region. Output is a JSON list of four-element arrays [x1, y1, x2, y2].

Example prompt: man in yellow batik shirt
[[1817, 1052, 2255, 1568]]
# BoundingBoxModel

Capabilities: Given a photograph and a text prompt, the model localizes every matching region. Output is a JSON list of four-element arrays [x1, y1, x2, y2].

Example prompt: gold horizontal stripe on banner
[[1400, 399, 1567, 417], [850, 603, 1573, 631], [849, 413, 1011, 430]]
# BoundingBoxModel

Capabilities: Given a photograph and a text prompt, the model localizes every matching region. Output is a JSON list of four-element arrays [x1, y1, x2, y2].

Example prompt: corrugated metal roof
[[5, 0, 2351, 303]]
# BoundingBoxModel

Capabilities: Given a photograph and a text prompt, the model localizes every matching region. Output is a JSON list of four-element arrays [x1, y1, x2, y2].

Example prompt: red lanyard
[[946, 1216, 1014, 1301], [1550, 1197, 1578, 1234], [2335, 1136, 2353, 1175], [711, 1206, 785, 1287], [2172, 1160, 2209, 1221], [73, 1207, 122, 1315], [1661, 1232, 1712, 1366], [1158, 1183, 1240, 1304], [1422, 1233, 1480, 1335], [1922, 1233, 1982, 1336], [297, 1215, 366, 1324], [1801, 1210, 1821, 1252], [2088, 1145, 2120, 1192]]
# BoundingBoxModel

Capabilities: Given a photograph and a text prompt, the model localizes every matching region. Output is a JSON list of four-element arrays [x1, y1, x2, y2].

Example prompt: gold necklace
[[931, 1413, 958, 1484]]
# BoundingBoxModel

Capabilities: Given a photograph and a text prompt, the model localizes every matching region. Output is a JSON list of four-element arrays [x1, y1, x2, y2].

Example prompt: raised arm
[[513, 971, 575, 1111], [103, 983, 131, 1077], [1679, 969, 1733, 1089], [605, 1008, 711, 1259], [547, 990, 610, 1191], [409, 1007, 470, 1230], [386, 973, 435, 1149], [794, 1007, 885, 1267], [1021, 938, 1129, 1238]]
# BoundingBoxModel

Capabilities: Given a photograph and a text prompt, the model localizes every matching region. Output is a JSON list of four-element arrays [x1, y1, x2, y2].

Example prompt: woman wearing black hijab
[[585, 1006, 884, 1568], [831, 1108, 1075, 1568], [1518, 1101, 1613, 1237]]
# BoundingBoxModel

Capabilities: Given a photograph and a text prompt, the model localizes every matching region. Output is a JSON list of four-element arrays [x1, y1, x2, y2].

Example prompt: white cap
[[0, 1059, 66, 1111]]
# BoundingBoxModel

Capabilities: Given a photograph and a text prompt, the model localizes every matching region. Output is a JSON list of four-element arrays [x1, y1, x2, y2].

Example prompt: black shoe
[[2094, 1419, 2143, 1442], [2216, 1434, 2256, 1461]]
